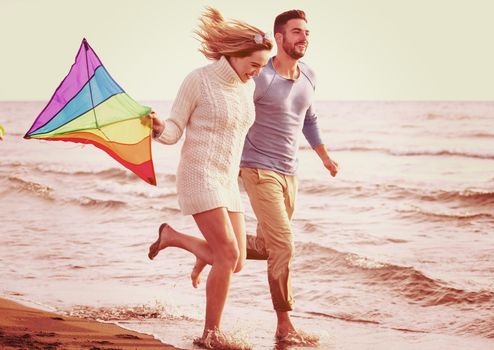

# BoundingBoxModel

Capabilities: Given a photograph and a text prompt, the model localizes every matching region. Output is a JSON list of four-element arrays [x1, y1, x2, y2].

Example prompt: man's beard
[[282, 38, 307, 59]]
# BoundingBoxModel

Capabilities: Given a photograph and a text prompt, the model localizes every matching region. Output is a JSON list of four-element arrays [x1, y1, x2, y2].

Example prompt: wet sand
[[0, 297, 177, 350]]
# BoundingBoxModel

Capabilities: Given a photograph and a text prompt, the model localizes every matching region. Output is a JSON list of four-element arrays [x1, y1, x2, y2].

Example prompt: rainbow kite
[[24, 38, 157, 185]]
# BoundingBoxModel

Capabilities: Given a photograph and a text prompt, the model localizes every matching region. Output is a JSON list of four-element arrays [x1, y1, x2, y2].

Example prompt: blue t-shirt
[[240, 57, 323, 175]]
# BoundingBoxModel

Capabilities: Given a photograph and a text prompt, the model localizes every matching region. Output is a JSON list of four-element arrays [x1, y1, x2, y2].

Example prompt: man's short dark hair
[[274, 10, 307, 34]]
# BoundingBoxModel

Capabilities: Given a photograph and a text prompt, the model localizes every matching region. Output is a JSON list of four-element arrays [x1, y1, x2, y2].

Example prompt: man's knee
[[278, 240, 294, 262], [268, 240, 294, 270]]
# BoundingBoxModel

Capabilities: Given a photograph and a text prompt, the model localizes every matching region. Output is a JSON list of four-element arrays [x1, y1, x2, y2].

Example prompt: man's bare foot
[[275, 313, 296, 340], [275, 330, 319, 346], [274, 312, 318, 346], [191, 258, 207, 288], [148, 223, 175, 260]]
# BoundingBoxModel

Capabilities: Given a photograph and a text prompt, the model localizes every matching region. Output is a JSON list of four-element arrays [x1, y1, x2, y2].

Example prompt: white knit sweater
[[155, 56, 255, 215]]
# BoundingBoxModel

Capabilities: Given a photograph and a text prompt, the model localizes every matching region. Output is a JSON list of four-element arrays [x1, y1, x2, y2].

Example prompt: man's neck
[[273, 51, 300, 80]]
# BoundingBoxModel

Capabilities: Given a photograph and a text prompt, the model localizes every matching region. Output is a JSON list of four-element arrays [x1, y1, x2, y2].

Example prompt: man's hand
[[323, 157, 339, 177], [314, 144, 339, 177]]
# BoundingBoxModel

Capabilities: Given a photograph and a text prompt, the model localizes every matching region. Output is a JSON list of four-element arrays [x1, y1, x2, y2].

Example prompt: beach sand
[[0, 297, 177, 350]]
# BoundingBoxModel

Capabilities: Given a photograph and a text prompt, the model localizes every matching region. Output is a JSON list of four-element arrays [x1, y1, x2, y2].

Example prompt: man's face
[[279, 18, 309, 59]]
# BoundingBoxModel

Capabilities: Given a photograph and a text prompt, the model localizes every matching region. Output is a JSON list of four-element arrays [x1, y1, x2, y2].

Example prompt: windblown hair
[[274, 10, 307, 34], [195, 7, 272, 60]]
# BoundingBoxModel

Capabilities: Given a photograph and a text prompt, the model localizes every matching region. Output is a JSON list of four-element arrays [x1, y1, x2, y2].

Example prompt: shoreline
[[0, 297, 178, 350]]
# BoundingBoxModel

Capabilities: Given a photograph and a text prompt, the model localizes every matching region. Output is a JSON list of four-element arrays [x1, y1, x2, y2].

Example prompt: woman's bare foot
[[191, 258, 207, 288], [148, 223, 175, 260]]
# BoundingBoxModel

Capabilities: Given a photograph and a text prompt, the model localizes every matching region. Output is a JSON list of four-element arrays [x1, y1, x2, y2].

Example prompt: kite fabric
[[24, 38, 157, 185]]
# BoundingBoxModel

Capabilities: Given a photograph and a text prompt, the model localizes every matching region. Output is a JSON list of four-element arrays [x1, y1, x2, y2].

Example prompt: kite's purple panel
[[26, 39, 102, 134]]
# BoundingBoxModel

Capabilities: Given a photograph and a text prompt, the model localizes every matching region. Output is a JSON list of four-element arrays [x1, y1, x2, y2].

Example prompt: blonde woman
[[146, 7, 272, 347]]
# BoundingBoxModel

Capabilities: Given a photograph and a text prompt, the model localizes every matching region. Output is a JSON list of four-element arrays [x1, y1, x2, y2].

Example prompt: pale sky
[[1, 0, 493, 101]]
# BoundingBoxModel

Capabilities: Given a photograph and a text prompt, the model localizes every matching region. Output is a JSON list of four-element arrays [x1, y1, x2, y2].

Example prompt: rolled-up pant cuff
[[273, 302, 294, 312]]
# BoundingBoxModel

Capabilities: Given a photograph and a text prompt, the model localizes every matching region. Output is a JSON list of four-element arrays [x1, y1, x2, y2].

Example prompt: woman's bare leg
[[193, 207, 239, 339], [191, 258, 208, 288], [227, 211, 247, 272], [191, 211, 246, 288], [148, 223, 213, 264]]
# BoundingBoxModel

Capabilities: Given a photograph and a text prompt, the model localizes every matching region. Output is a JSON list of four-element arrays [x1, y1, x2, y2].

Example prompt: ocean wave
[[2, 175, 131, 210], [465, 132, 494, 138], [70, 168, 177, 184], [0, 161, 135, 179], [7, 176, 54, 200], [419, 189, 494, 206], [425, 112, 475, 120], [297, 242, 494, 308], [397, 206, 493, 221], [319, 146, 494, 160], [156, 205, 181, 214], [302, 222, 321, 233], [300, 185, 345, 196], [73, 168, 137, 180], [369, 265, 494, 307], [71, 196, 127, 209], [0, 161, 176, 184], [94, 180, 176, 199], [67, 302, 195, 322], [457, 317, 494, 339], [299, 180, 494, 207], [390, 149, 494, 160], [51, 167, 149, 183], [1, 174, 173, 213], [306, 311, 380, 325]]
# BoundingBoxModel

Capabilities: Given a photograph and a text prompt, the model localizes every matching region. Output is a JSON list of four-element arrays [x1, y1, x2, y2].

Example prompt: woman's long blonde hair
[[195, 7, 272, 60]]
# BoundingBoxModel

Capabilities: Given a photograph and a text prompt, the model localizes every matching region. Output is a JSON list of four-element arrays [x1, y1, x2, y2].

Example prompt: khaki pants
[[240, 167, 298, 312]]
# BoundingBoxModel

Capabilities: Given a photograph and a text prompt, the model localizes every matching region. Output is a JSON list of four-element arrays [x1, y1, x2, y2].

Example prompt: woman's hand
[[142, 112, 164, 136]]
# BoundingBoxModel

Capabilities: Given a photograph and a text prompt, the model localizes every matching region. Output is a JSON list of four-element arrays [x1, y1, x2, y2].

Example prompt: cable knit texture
[[155, 56, 255, 215]]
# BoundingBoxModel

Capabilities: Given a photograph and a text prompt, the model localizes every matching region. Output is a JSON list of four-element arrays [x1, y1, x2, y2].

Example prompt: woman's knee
[[215, 242, 240, 270], [234, 256, 246, 273]]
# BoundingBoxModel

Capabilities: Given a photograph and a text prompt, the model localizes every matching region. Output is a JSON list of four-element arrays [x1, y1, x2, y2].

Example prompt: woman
[[146, 7, 272, 347]]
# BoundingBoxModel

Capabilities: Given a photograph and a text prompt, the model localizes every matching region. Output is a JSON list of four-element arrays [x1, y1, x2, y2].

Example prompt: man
[[239, 9, 338, 340], [190, 9, 338, 341]]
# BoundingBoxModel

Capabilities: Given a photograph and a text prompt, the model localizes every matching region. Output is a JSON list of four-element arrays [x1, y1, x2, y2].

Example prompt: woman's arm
[[152, 70, 200, 145]]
